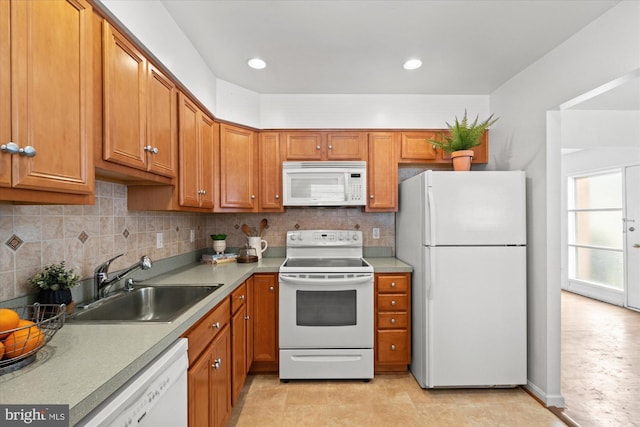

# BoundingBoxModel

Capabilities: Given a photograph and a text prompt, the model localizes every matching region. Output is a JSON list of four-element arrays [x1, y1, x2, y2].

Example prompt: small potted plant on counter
[[211, 234, 227, 255], [29, 261, 81, 314], [429, 110, 499, 171]]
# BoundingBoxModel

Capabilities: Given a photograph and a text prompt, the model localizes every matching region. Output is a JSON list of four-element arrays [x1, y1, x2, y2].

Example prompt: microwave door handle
[[279, 275, 372, 286]]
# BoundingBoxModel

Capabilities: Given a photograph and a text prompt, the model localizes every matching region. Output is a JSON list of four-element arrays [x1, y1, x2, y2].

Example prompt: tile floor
[[228, 373, 565, 426], [561, 291, 640, 427]]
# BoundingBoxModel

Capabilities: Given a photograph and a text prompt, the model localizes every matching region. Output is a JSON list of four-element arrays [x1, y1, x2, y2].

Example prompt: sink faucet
[[94, 254, 153, 300]]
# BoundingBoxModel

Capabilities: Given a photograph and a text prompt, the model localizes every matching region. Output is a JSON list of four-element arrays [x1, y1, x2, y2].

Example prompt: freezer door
[[426, 171, 526, 246], [427, 246, 527, 387]]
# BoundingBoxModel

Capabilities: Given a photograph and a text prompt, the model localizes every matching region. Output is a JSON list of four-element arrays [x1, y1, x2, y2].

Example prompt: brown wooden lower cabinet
[[375, 273, 412, 372], [250, 273, 279, 373], [183, 298, 231, 427], [230, 281, 249, 406]]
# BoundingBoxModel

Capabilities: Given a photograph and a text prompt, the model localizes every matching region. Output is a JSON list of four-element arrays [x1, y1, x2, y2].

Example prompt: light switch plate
[[373, 228, 380, 239], [156, 232, 163, 248]]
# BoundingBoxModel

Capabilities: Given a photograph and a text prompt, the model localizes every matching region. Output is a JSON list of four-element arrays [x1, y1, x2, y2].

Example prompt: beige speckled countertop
[[0, 257, 410, 425]]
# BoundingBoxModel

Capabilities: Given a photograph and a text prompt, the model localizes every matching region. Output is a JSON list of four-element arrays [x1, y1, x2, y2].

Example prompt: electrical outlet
[[156, 232, 163, 248], [373, 228, 380, 239], [190, 229, 195, 242]]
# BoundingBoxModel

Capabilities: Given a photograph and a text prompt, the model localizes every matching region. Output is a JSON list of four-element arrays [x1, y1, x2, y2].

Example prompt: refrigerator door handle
[[427, 188, 436, 246], [428, 249, 435, 300]]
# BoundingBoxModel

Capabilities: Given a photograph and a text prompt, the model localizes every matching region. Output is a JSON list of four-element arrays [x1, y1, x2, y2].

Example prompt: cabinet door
[[252, 274, 278, 368], [259, 132, 283, 211], [103, 22, 146, 171], [218, 124, 256, 210], [178, 93, 201, 208], [198, 114, 215, 209], [245, 276, 254, 373], [188, 348, 214, 427], [283, 132, 323, 160], [399, 131, 438, 162], [211, 325, 231, 427], [0, 0, 10, 188], [231, 303, 247, 406], [326, 132, 366, 160], [146, 64, 177, 177], [9, 0, 93, 194], [366, 132, 397, 212]]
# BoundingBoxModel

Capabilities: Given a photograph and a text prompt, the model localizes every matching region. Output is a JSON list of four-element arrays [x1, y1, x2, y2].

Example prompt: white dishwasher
[[78, 338, 188, 427]]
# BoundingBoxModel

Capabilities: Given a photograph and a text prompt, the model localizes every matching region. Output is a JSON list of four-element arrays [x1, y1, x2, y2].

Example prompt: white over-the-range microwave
[[282, 161, 367, 206]]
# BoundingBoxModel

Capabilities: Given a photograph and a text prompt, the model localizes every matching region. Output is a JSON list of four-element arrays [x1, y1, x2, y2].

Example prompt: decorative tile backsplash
[[0, 179, 398, 303]]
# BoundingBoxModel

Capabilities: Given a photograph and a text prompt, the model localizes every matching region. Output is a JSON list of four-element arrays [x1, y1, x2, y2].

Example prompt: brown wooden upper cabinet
[[1, 0, 94, 204], [366, 132, 398, 212], [398, 130, 489, 164], [178, 93, 215, 209], [216, 124, 258, 212], [258, 132, 284, 212], [102, 22, 177, 178], [283, 131, 366, 161]]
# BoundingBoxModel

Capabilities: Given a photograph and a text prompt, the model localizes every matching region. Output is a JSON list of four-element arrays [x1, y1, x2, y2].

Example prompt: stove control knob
[[352, 233, 359, 241], [290, 234, 297, 241]]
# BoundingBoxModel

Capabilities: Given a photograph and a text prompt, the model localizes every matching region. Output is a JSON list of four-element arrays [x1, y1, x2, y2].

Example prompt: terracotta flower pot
[[450, 150, 474, 171]]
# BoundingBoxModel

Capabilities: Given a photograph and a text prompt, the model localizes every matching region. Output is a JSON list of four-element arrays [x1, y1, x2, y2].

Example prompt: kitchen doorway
[[556, 70, 640, 425]]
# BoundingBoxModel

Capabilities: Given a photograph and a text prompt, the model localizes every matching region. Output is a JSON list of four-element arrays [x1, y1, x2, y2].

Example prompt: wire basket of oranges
[[0, 303, 66, 375]]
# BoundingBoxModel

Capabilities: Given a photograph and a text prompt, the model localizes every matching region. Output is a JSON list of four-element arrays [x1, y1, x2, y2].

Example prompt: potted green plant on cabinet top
[[430, 110, 499, 171], [29, 261, 81, 314]]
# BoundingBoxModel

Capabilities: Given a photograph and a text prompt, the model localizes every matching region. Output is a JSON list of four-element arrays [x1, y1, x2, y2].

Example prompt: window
[[568, 170, 623, 289]]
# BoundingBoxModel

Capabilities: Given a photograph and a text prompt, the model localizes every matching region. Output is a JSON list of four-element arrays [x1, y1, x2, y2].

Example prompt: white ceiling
[[160, 0, 619, 95]]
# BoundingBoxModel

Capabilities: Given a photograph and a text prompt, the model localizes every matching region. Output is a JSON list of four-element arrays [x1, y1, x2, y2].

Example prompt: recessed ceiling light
[[403, 59, 422, 70], [247, 58, 267, 69]]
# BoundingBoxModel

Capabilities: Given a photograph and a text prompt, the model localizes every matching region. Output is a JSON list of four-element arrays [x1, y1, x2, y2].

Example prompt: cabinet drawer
[[231, 282, 247, 314], [377, 275, 409, 293], [377, 294, 408, 311], [377, 312, 408, 329], [377, 330, 410, 364], [184, 298, 230, 364]]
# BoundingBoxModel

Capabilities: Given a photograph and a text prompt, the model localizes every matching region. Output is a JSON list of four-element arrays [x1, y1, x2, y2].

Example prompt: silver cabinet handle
[[370, 195, 374, 199], [391, 344, 396, 351], [144, 145, 159, 154], [18, 146, 36, 157], [328, 145, 333, 150], [275, 195, 280, 199], [239, 295, 245, 301], [212, 358, 222, 369], [1, 142, 19, 154], [211, 322, 220, 329], [244, 315, 250, 320], [316, 145, 321, 150], [390, 318, 396, 324], [269, 286, 274, 292], [391, 282, 396, 288], [390, 300, 396, 306], [1, 142, 36, 157], [251, 195, 256, 199], [198, 190, 207, 195]]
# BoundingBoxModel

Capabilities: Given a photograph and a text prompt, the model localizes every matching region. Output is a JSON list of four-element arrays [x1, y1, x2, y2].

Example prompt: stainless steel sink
[[70, 285, 221, 323]]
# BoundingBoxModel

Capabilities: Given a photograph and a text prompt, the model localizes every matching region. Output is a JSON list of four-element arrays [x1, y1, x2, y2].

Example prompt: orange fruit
[[0, 308, 20, 340], [3, 319, 44, 359]]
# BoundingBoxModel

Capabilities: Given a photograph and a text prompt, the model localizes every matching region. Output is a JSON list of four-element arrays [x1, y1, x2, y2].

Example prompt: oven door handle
[[279, 274, 373, 286]]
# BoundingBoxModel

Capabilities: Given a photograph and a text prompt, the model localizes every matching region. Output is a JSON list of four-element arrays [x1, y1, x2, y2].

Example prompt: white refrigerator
[[396, 171, 527, 388]]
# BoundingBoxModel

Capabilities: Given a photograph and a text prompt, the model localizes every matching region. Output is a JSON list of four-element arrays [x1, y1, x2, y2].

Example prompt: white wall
[[259, 94, 489, 129], [489, 0, 640, 406], [561, 111, 640, 148]]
